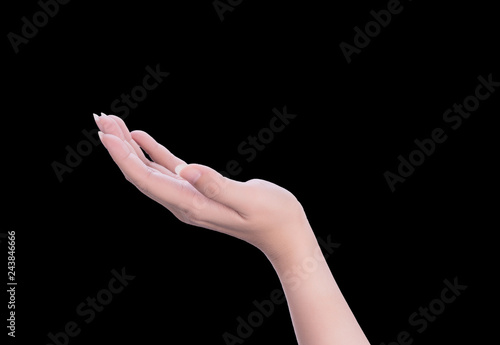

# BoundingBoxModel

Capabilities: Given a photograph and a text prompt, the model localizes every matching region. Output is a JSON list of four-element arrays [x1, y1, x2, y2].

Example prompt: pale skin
[[94, 113, 370, 345]]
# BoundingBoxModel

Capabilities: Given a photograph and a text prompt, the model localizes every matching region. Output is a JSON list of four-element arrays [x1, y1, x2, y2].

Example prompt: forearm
[[96, 115, 369, 343], [267, 226, 370, 345]]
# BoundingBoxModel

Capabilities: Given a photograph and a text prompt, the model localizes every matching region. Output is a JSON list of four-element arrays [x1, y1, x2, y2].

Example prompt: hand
[[94, 114, 314, 260], [94, 113, 371, 345]]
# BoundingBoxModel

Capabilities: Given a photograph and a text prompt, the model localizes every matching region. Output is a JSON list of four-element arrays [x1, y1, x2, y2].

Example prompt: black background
[[3, 0, 498, 344]]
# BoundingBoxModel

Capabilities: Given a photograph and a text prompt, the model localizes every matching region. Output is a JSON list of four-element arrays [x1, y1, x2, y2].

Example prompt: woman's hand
[[94, 113, 315, 260], [95, 113, 371, 345]]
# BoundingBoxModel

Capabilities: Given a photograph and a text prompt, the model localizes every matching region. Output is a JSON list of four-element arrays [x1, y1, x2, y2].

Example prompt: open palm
[[95, 114, 310, 258]]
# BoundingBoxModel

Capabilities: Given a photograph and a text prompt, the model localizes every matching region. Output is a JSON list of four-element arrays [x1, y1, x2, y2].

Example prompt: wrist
[[263, 223, 323, 273]]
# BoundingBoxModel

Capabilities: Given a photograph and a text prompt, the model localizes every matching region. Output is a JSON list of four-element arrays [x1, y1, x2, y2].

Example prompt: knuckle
[[123, 173, 135, 185], [134, 167, 154, 193], [203, 180, 221, 199], [178, 206, 202, 226]]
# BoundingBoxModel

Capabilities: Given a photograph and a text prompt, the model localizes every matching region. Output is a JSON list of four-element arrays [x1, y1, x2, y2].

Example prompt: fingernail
[[101, 112, 107, 117], [98, 131, 104, 141], [93, 113, 100, 123], [175, 163, 187, 175]]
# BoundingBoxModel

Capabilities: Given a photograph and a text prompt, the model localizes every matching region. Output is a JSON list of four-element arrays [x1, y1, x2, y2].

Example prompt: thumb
[[175, 163, 202, 184], [175, 163, 248, 211]]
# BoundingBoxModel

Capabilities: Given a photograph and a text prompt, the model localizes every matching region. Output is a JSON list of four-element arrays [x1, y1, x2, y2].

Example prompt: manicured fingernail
[[93, 113, 100, 123], [98, 131, 104, 140], [101, 112, 107, 117], [175, 163, 187, 175]]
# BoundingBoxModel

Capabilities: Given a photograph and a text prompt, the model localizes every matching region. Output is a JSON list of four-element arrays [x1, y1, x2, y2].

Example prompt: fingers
[[99, 132, 192, 206], [131, 130, 186, 173], [106, 115, 133, 141], [94, 114, 178, 178], [95, 113, 125, 138], [95, 114, 250, 216], [95, 114, 151, 165], [177, 164, 251, 214], [108, 115, 155, 166], [95, 115, 253, 231]]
